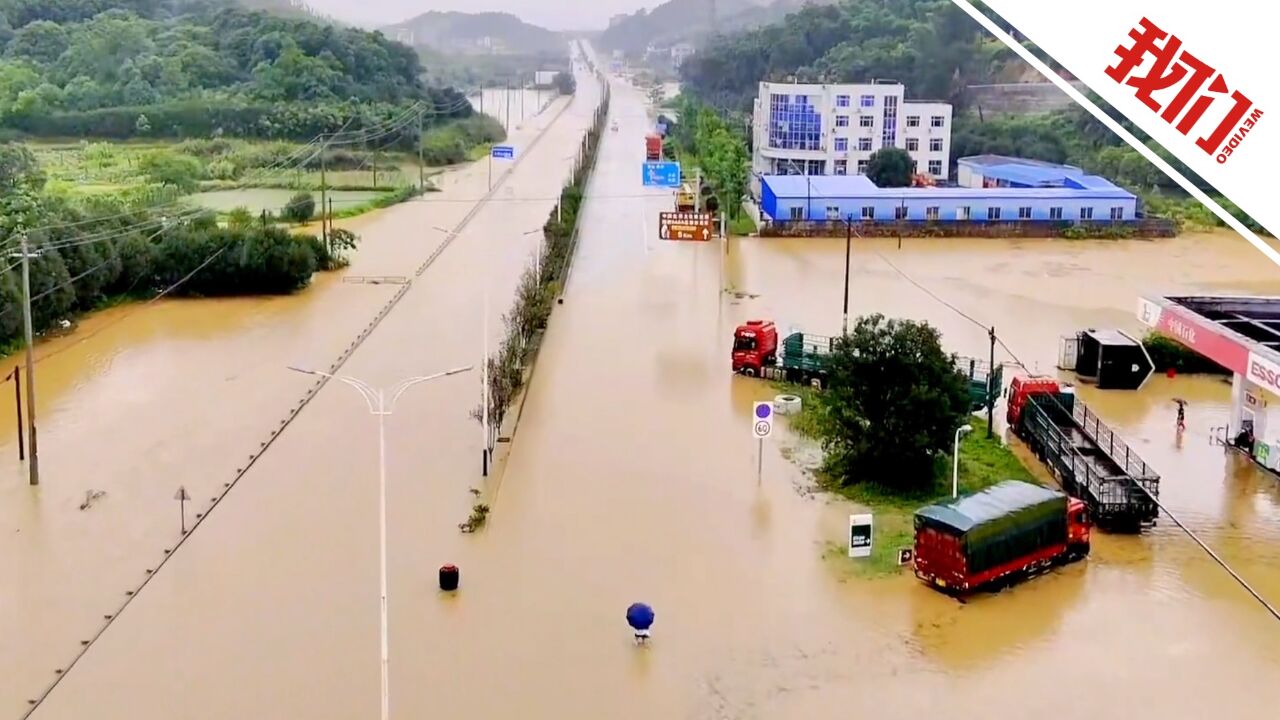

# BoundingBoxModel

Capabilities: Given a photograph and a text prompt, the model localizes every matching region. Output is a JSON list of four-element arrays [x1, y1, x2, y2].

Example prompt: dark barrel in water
[[439, 564, 460, 592]]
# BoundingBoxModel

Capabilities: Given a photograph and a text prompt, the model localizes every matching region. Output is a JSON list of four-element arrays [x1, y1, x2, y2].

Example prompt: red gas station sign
[[1152, 304, 1251, 375]]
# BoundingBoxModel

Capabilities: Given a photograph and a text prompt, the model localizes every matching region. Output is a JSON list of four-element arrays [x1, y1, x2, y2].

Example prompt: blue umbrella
[[626, 602, 655, 632]]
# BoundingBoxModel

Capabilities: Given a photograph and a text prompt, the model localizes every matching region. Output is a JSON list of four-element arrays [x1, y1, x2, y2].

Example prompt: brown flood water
[[8, 61, 1280, 719]]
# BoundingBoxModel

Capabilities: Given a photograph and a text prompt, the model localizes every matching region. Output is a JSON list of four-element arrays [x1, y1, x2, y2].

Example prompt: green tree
[[817, 314, 971, 490], [138, 149, 202, 191], [866, 147, 913, 188], [6, 20, 69, 65], [281, 191, 315, 223]]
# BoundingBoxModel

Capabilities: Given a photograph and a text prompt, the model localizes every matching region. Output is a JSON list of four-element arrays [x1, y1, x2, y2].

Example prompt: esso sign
[[1248, 352, 1280, 396]]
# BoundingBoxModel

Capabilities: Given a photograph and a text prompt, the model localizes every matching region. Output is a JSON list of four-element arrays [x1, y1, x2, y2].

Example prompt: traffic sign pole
[[752, 401, 773, 484]]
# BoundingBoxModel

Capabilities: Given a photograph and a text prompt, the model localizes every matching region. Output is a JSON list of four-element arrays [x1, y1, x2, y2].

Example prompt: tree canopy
[[866, 147, 913, 188], [816, 314, 971, 490]]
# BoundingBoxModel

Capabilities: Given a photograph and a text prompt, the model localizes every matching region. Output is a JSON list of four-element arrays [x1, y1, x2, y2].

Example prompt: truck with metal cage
[[1006, 376, 1160, 531]]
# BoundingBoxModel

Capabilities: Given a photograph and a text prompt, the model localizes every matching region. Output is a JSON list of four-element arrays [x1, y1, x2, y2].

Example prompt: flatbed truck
[[1006, 377, 1160, 531], [731, 320, 1002, 413]]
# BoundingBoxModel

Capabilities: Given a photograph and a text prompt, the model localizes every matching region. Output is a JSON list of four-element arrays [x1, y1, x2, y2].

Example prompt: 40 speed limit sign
[[752, 401, 773, 439]]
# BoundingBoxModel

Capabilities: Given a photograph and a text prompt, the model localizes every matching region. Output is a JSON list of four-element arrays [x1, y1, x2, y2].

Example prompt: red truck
[[645, 133, 663, 161], [731, 320, 778, 376], [913, 479, 1090, 594]]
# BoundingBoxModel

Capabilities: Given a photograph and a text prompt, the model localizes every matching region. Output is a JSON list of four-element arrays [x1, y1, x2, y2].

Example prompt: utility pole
[[520, 75, 525, 121], [8, 366, 24, 461], [372, 149, 379, 190], [15, 233, 39, 485], [988, 326, 997, 438], [505, 81, 511, 131], [481, 284, 490, 477], [320, 137, 329, 247], [842, 217, 852, 336], [417, 108, 425, 191]]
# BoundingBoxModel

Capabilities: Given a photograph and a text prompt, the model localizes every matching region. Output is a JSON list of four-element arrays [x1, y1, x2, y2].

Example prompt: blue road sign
[[642, 161, 681, 188], [491, 145, 515, 159]]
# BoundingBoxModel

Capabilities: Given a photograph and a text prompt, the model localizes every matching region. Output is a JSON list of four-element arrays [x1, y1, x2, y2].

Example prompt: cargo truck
[[645, 134, 663, 161], [1006, 377, 1160, 531], [913, 480, 1091, 594], [731, 320, 1002, 412]]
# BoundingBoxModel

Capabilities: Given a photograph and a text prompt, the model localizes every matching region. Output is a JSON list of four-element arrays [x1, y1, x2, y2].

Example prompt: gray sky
[[304, 0, 658, 31]]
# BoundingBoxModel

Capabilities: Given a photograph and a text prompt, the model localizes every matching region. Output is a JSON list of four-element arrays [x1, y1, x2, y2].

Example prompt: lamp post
[[286, 364, 473, 720], [953, 424, 973, 499], [842, 215, 853, 336]]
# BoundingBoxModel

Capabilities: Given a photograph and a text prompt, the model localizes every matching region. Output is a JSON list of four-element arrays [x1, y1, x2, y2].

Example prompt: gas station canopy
[[1139, 295, 1280, 398]]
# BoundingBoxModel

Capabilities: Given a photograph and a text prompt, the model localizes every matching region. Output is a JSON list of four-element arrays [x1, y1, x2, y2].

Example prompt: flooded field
[[185, 188, 387, 214], [6, 57, 1280, 720]]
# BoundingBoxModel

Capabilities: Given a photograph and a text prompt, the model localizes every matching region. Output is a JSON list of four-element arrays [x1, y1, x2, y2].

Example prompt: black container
[[1077, 329, 1152, 390], [438, 564, 459, 592]]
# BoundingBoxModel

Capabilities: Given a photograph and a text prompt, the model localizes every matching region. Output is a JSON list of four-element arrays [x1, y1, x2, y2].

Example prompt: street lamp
[[953, 424, 973, 499], [841, 215, 857, 336], [286, 364, 473, 720]]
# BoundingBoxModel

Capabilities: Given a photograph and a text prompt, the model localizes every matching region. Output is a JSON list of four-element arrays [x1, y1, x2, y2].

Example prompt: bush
[[207, 159, 240, 181], [281, 192, 316, 223], [138, 150, 204, 192], [419, 116, 506, 166], [1144, 333, 1229, 374]]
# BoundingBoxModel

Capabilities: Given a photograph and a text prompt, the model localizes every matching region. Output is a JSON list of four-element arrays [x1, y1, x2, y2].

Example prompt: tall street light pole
[[842, 216, 853, 337], [953, 424, 973, 498], [286, 364, 473, 720]]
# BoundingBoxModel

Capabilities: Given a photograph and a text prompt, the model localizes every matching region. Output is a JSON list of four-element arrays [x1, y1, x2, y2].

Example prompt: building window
[[860, 94, 875, 108], [856, 159, 868, 174], [925, 206, 940, 220], [1080, 207, 1094, 220], [930, 115, 945, 128], [795, 94, 808, 104], [834, 137, 848, 152], [929, 138, 943, 152], [834, 159, 847, 175], [988, 207, 1002, 221], [859, 115, 874, 128], [882, 95, 898, 148], [906, 115, 920, 127], [895, 205, 908, 220], [836, 94, 850, 108], [906, 138, 919, 151], [861, 206, 875, 220], [1049, 207, 1063, 220], [836, 115, 849, 127], [1018, 206, 1032, 219], [807, 159, 825, 175], [957, 206, 970, 221], [789, 206, 805, 220], [1110, 206, 1125, 220], [768, 93, 822, 151], [826, 206, 841, 220], [928, 160, 942, 175], [911, 160, 918, 173], [858, 137, 872, 151]]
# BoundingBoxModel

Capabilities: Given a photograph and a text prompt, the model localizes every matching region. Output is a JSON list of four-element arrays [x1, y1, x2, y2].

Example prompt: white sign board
[[1137, 297, 1163, 328], [848, 514, 873, 558], [752, 401, 773, 439]]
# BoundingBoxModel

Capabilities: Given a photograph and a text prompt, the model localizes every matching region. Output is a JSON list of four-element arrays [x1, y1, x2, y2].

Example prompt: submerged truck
[[913, 480, 1091, 594], [1007, 377, 1160, 531], [731, 320, 1002, 413], [645, 133, 663, 161]]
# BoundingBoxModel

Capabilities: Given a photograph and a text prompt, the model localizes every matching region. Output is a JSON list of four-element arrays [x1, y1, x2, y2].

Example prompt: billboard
[[658, 212, 713, 241]]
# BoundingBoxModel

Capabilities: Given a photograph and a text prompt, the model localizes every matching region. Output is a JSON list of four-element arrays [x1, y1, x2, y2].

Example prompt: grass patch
[[728, 213, 757, 236], [777, 386, 1038, 577]]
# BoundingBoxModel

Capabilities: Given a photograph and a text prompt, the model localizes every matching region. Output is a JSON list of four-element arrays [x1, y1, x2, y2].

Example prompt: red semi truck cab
[[732, 320, 778, 376], [645, 134, 663, 160], [1006, 376, 1067, 427]]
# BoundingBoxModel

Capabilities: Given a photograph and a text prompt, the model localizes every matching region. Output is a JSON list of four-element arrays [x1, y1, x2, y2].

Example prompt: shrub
[[281, 192, 316, 223], [207, 159, 239, 180], [138, 150, 204, 192]]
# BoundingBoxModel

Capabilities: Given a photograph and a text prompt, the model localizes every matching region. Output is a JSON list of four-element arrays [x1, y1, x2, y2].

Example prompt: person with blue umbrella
[[626, 602, 655, 644]]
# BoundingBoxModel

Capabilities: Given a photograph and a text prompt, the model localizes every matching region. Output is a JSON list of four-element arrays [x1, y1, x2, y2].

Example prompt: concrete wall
[[768, 194, 1137, 222], [964, 82, 1090, 115]]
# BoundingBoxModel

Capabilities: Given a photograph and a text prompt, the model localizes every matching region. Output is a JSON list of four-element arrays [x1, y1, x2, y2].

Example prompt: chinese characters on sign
[[658, 212, 714, 242], [1105, 17, 1263, 164]]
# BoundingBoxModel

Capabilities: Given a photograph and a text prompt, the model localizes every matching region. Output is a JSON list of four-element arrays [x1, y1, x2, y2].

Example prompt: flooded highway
[[10, 54, 1280, 719]]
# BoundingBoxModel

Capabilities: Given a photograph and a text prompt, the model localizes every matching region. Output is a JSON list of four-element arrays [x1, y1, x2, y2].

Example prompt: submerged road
[[17, 53, 1280, 719], [3, 51, 599, 716]]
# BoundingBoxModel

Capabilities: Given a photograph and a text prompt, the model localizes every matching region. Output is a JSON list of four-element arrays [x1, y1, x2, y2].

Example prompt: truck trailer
[[1006, 377, 1160, 531], [731, 320, 1002, 412], [914, 480, 1091, 594]]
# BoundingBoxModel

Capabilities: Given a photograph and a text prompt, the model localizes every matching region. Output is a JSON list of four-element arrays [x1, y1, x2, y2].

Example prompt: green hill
[[382, 11, 563, 56]]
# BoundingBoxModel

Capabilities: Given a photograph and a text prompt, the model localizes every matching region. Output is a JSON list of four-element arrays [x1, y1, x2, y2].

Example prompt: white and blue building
[[759, 155, 1138, 223]]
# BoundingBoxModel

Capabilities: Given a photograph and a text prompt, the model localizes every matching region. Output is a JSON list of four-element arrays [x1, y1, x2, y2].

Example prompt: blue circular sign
[[755, 403, 771, 419]]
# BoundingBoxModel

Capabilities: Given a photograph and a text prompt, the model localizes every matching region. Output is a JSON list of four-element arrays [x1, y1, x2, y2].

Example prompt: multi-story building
[[751, 80, 953, 183]]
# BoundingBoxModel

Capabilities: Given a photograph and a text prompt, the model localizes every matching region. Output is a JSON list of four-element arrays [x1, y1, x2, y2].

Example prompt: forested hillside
[[384, 11, 562, 55], [0, 0, 471, 141]]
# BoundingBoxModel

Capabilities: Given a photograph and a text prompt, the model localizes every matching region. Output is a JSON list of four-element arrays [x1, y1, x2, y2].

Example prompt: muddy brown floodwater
[[10, 52, 1280, 720]]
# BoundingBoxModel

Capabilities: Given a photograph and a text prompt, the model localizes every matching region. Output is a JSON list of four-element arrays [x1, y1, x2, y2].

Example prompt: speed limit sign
[[752, 402, 773, 439]]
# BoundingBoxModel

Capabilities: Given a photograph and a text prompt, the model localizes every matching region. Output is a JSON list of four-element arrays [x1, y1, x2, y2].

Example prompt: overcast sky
[[303, 0, 659, 31]]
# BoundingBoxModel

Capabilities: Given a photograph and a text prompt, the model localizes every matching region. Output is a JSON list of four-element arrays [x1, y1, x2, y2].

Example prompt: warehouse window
[[1110, 206, 1125, 220], [826, 206, 841, 220], [988, 207, 1002, 220], [895, 205, 908, 220], [1049, 207, 1064, 220], [789, 206, 804, 220], [861, 206, 875, 220], [957, 206, 971, 220], [1080, 207, 1094, 220], [925, 206, 940, 220], [1018, 206, 1032, 219]]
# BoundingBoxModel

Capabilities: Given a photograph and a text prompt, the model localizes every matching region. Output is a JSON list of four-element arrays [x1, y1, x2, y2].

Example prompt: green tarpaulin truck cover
[[914, 480, 1068, 574]]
